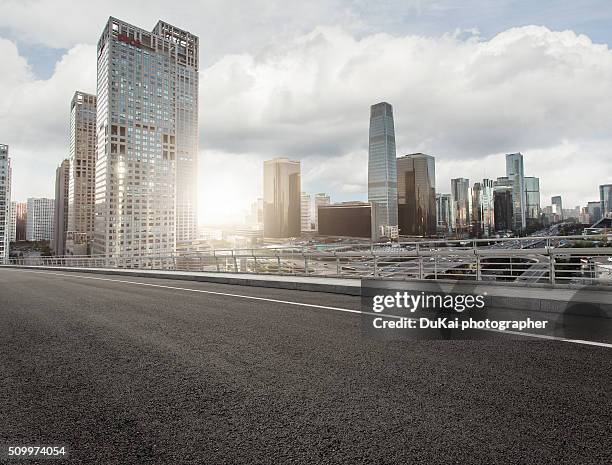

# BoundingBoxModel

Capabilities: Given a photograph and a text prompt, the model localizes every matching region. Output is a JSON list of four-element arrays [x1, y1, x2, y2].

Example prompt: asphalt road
[[0, 268, 610, 464]]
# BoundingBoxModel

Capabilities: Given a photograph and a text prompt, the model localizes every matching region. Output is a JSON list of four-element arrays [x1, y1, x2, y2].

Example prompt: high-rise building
[[472, 179, 495, 238], [313, 193, 330, 232], [600, 184, 612, 218], [524, 176, 540, 227], [9, 201, 16, 242], [94, 18, 199, 258], [451, 178, 470, 235], [300, 192, 311, 232], [53, 159, 70, 255], [397, 153, 436, 237], [587, 201, 602, 224], [67, 91, 97, 256], [493, 187, 513, 232], [263, 158, 301, 238], [368, 102, 398, 238], [551, 196, 563, 221], [436, 193, 452, 234], [505, 153, 526, 231], [15, 202, 27, 241], [26, 198, 54, 241], [0, 144, 11, 263]]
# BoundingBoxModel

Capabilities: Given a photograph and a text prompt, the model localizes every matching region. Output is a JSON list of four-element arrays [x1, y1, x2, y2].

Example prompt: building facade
[[53, 159, 70, 255], [15, 202, 27, 241], [263, 158, 301, 238], [436, 193, 452, 234], [300, 192, 311, 232], [368, 102, 398, 238], [0, 144, 11, 263], [317, 202, 374, 238], [587, 201, 602, 224], [94, 17, 199, 258], [524, 176, 540, 227], [600, 184, 612, 218], [506, 153, 526, 231], [397, 153, 436, 237], [67, 91, 97, 255], [9, 201, 16, 242], [493, 187, 513, 232], [471, 179, 495, 238], [451, 178, 470, 235], [26, 198, 54, 241], [313, 193, 330, 232], [551, 196, 563, 222]]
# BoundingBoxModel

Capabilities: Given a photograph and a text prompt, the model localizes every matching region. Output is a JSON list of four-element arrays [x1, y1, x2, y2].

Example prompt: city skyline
[[2, 2, 612, 225]]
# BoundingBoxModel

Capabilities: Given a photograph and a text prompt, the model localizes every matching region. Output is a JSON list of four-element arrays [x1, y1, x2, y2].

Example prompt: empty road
[[0, 268, 610, 464]]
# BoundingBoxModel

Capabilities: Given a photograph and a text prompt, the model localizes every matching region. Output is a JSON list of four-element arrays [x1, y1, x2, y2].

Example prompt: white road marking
[[5, 268, 612, 349]]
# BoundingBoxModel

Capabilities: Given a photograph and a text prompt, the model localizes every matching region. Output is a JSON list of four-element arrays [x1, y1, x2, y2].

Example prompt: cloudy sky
[[1, 0, 611, 225]]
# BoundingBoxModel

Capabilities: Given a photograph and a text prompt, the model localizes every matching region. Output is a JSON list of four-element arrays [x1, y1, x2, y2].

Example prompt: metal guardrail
[[5, 240, 612, 287]]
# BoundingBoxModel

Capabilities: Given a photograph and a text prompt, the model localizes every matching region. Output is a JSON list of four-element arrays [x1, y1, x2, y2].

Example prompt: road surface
[[0, 268, 609, 464]]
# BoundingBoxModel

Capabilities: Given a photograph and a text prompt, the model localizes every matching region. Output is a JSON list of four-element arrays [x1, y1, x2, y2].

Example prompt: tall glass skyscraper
[[524, 176, 540, 227], [451, 177, 470, 235], [397, 153, 436, 236], [368, 102, 397, 238], [506, 153, 526, 231], [551, 196, 563, 220], [263, 158, 301, 238], [600, 184, 612, 218], [94, 18, 199, 259]]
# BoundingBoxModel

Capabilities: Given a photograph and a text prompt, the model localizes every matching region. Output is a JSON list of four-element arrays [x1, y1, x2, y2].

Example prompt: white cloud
[[1, 24, 611, 225]]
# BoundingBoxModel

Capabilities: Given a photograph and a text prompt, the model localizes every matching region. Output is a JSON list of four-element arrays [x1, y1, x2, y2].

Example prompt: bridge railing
[[5, 242, 612, 287]]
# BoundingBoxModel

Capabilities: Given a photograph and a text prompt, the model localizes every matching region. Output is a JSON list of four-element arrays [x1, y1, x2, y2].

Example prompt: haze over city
[[1, 0, 612, 225]]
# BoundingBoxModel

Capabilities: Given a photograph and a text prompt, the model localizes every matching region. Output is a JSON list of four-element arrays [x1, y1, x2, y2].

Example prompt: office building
[[397, 153, 436, 237], [0, 144, 11, 263], [9, 201, 16, 242], [313, 193, 330, 232], [300, 192, 312, 232], [472, 179, 495, 238], [263, 158, 301, 238], [317, 202, 375, 238], [26, 198, 54, 241], [493, 187, 513, 232], [14, 202, 27, 241], [551, 196, 563, 222], [600, 184, 612, 218], [67, 91, 97, 255], [587, 201, 602, 224], [94, 18, 199, 258], [368, 102, 398, 238], [524, 176, 541, 227], [451, 178, 470, 235], [506, 153, 526, 231], [436, 193, 452, 234], [53, 159, 70, 255]]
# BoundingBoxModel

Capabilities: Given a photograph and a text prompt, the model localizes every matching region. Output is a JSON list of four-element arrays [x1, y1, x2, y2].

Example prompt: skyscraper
[[451, 178, 470, 235], [53, 159, 70, 255], [15, 202, 27, 241], [94, 18, 199, 258], [551, 196, 563, 221], [67, 91, 97, 256], [494, 187, 513, 232], [587, 201, 602, 224], [600, 184, 612, 218], [436, 193, 452, 234], [471, 179, 495, 238], [368, 102, 398, 238], [26, 198, 54, 241], [313, 193, 330, 232], [524, 176, 540, 227], [9, 201, 16, 242], [397, 153, 436, 237], [300, 192, 311, 232], [505, 153, 526, 231], [0, 144, 11, 263], [263, 158, 301, 238]]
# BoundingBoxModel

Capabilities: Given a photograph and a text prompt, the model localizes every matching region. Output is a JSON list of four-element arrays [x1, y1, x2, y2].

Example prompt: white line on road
[[6, 268, 612, 349]]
